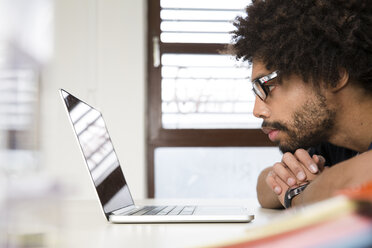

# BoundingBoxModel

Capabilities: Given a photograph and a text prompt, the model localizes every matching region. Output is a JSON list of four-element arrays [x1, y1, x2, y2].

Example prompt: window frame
[[146, 0, 273, 197]]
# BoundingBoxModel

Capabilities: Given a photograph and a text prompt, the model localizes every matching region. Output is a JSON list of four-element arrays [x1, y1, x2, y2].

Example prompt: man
[[232, 0, 372, 209]]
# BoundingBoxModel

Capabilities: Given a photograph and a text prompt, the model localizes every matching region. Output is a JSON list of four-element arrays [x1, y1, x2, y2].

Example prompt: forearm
[[292, 150, 372, 206], [256, 167, 283, 209]]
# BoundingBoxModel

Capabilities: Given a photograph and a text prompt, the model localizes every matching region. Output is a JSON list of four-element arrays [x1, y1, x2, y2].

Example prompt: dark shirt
[[369, 143, 372, 151], [308, 143, 358, 167]]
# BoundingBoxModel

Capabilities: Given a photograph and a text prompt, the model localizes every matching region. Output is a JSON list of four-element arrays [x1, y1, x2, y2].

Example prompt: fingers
[[312, 154, 325, 171], [266, 162, 297, 195], [282, 152, 307, 182], [266, 170, 282, 195], [294, 149, 319, 174], [273, 162, 297, 187], [266, 149, 327, 196], [274, 176, 289, 206]]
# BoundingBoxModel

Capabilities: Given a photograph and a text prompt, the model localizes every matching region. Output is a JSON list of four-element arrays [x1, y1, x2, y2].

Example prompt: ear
[[332, 68, 349, 92]]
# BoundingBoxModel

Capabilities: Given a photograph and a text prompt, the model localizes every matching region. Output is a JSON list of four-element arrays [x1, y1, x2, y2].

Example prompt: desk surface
[[3, 198, 282, 248]]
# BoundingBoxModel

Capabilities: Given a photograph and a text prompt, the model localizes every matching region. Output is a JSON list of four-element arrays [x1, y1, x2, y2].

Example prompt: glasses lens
[[252, 81, 266, 100]]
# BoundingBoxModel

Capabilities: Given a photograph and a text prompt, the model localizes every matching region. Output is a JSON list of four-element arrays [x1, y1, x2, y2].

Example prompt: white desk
[[2, 198, 282, 248]]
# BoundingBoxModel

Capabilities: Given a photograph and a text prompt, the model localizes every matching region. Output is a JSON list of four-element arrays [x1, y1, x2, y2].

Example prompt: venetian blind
[[159, 0, 261, 129]]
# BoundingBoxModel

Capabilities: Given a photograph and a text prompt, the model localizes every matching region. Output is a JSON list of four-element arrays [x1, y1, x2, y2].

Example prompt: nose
[[253, 96, 270, 119]]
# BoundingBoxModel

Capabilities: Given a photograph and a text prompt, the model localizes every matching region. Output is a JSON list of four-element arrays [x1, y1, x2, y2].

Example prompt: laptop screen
[[61, 89, 134, 214]]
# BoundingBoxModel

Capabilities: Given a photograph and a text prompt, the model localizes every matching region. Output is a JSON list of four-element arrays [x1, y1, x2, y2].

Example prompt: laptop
[[60, 89, 254, 223]]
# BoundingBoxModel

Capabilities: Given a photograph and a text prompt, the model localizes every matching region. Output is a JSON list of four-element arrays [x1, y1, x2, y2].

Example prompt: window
[[0, 0, 52, 170], [147, 0, 277, 198], [161, 54, 260, 129], [0, 68, 39, 150]]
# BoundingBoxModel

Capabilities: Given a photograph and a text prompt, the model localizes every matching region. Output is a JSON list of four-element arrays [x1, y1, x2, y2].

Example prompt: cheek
[[269, 88, 307, 120]]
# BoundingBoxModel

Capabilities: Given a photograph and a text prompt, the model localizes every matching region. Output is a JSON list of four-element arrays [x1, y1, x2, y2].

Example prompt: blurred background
[[0, 0, 282, 246], [0, 0, 147, 201], [0, 0, 147, 246]]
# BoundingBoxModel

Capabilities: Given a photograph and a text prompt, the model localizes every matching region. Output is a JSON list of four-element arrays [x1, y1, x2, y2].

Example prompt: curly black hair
[[232, 0, 372, 93]]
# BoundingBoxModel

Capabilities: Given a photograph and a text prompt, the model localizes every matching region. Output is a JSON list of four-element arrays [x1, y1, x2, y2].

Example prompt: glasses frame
[[252, 70, 280, 101]]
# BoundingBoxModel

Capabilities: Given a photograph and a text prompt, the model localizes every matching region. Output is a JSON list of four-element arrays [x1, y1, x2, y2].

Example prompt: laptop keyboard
[[130, 206, 196, 216]]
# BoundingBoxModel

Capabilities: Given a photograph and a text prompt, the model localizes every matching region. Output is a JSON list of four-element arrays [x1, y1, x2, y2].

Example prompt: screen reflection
[[61, 90, 134, 214]]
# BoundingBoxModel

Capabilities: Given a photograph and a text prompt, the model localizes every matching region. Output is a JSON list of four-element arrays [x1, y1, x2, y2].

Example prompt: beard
[[262, 93, 336, 153]]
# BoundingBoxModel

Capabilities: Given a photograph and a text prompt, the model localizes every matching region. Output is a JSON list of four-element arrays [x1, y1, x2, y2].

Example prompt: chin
[[279, 147, 294, 154], [278, 142, 298, 154]]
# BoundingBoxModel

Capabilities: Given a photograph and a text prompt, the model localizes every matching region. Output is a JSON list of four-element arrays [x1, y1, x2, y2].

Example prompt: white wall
[[41, 0, 146, 199]]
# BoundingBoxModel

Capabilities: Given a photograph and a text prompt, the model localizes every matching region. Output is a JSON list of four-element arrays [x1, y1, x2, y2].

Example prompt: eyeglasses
[[252, 70, 280, 101]]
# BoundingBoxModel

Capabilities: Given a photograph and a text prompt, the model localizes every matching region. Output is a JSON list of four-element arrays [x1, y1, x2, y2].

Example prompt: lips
[[262, 127, 273, 135], [262, 127, 279, 141]]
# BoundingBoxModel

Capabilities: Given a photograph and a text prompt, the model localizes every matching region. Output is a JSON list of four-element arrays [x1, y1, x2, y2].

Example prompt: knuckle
[[267, 170, 274, 178], [273, 162, 283, 171], [266, 174, 276, 186], [267, 170, 275, 178], [265, 176, 271, 185], [294, 149, 305, 157], [281, 152, 291, 162], [283, 152, 293, 160]]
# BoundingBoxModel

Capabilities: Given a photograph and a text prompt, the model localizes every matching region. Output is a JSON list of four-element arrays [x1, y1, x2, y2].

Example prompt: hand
[[266, 149, 325, 196]]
